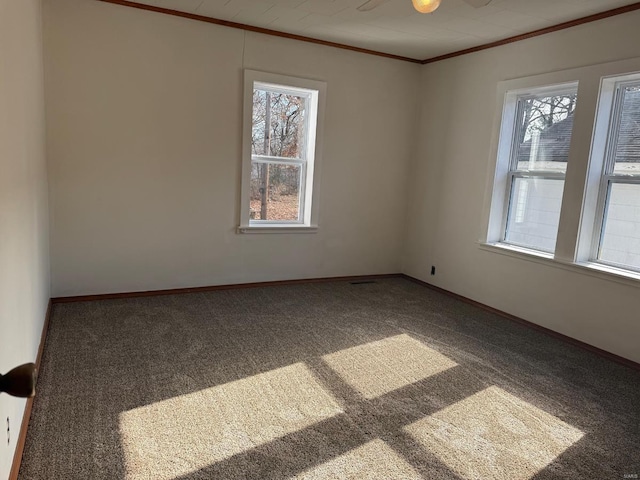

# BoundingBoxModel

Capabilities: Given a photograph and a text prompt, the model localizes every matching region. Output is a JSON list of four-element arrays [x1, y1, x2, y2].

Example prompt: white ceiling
[[126, 0, 639, 60]]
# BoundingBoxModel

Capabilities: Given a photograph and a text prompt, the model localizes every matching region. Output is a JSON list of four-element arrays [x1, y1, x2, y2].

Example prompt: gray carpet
[[19, 278, 640, 479]]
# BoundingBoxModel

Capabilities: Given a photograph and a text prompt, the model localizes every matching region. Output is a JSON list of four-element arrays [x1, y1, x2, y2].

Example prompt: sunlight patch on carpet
[[404, 386, 584, 480], [322, 334, 457, 399], [291, 439, 422, 479], [119, 362, 342, 480]]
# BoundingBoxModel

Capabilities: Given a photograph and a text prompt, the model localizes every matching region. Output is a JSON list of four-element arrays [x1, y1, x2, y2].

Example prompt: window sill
[[237, 225, 318, 234], [479, 242, 640, 288], [577, 261, 640, 282], [480, 242, 554, 260]]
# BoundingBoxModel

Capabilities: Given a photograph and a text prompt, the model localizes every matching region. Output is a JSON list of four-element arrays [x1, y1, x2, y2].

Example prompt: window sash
[[593, 177, 640, 271], [498, 86, 577, 253], [253, 85, 311, 163], [605, 79, 640, 176], [502, 172, 566, 242], [591, 78, 640, 265], [250, 83, 312, 225], [250, 160, 307, 225], [508, 88, 578, 173], [502, 172, 565, 251]]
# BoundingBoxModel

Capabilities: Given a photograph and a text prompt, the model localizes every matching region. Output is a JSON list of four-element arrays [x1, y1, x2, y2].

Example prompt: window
[[239, 71, 325, 232], [591, 75, 640, 272], [483, 58, 640, 283], [495, 84, 578, 253]]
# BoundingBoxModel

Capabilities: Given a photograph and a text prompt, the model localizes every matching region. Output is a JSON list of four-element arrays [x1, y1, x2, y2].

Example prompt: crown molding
[[95, 0, 423, 63], [96, 0, 640, 65]]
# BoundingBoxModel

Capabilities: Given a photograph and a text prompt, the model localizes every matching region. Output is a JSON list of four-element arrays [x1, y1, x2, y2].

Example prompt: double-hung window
[[484, 58, 640, 283], [591, 75, 640, 272], [494, 84, 578, 253], [239, 70, 325, 232]]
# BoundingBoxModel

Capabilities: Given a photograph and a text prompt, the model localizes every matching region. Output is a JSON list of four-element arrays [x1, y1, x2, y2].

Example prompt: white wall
[[44, 0, 420, 297], [44, 0, 640, 363], [405, 11, 640, 364], [0, 0, 50, 477]]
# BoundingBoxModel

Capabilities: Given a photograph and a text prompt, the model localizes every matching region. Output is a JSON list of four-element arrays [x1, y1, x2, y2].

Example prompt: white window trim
[[484, 79, 579, 254], [238, 70, 326, 233], [481, 56, 640, 287], [499, 83, 578, 253], [478, 242, 640, 289], [586, 74, 640, 272]]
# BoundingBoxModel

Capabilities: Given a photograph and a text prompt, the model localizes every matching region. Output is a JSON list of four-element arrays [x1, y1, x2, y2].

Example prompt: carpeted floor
[[19, 278, 640, 479]]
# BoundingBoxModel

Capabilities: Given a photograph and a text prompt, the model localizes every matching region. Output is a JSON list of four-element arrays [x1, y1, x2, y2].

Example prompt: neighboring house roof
[[516, 114, 574, 164], [615, 91, 640, 163], [517, 92, 640, 164]]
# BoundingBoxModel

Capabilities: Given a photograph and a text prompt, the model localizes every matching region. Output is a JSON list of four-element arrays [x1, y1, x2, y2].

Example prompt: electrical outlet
[[431, 266, 436, 275], [6, 417, 9, 445]]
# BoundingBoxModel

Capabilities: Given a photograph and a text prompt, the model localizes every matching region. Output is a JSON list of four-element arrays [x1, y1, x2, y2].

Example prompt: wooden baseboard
[[9, 299, 53, 480], [401, 274, 640, 372], [53, 273, 640, 371], [51, 274, 404, 303]]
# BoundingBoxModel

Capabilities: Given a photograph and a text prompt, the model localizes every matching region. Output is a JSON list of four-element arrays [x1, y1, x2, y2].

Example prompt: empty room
[[2, 0, 640, 478]]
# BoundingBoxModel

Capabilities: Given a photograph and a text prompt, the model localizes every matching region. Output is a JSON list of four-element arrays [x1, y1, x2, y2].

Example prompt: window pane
[[252, 89, 306, 159], [513, 92, 577, 173], [250, 162, 301, 221], [612, 84, 640, 175], [504, 177, 564, 252], [599, 183, 640, 271]]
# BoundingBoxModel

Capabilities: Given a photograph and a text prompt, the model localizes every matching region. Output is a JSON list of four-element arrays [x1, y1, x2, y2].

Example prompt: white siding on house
[[505, 177, 564, 252], [600, 184, 640, 269]]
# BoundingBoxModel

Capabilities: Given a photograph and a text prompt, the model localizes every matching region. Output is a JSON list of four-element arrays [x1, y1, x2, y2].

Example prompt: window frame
[[238, 70, 326, 233], [481, 56, 640, 287], [589, 74, 640, 272], [486, 81, 579, 254]]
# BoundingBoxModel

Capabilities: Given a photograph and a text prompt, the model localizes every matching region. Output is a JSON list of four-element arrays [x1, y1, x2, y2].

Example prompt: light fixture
[[412, 0, 441, 13], [358, 0, 490, 14]]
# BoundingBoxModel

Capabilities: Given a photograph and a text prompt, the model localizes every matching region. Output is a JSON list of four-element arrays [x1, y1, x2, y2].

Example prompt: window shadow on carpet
[[19, 279, 640, 479]]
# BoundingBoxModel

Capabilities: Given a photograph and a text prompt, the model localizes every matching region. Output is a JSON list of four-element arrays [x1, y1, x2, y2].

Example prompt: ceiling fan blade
[[357, 0, 389, 12], [463, 0, 493, 7]]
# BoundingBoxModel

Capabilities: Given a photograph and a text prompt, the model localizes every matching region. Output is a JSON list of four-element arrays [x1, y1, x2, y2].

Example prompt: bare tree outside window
[[250, 89, 307, 221], [514, 93, 578, 172]]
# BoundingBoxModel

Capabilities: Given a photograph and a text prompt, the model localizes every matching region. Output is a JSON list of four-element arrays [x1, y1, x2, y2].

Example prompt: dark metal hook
[[0, 363, 37, 398]]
